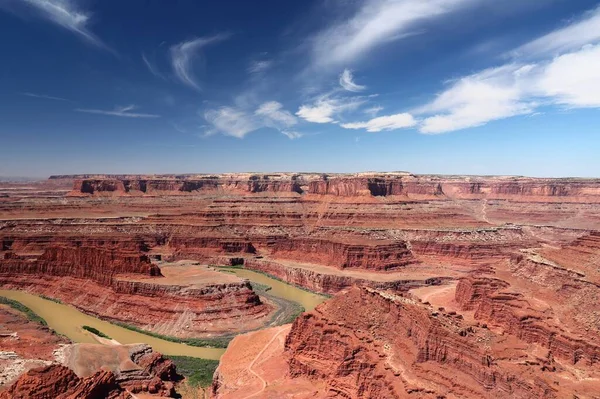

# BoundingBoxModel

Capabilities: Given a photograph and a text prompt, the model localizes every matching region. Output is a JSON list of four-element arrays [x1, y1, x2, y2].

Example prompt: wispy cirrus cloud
[[281, 130, 303, 140], [414, 6, 600, 134], [310, 0, 478, 68], [341, 113, 416, 132], [204, 107, 259, 138], [363, 105, 383, 117], [1, 0, 108, 49], [296, 94, 367, 123], [339, 69, 366, 92], [20, 92, 69, 101], [255, 101, 297, 127], [170, 34, 230, 91], [248, 60, 272, 74], [511, 6, 600, 59], [204, 101, 300, 139], [142, 53, 166, 80], [76, 105, 160, 118]]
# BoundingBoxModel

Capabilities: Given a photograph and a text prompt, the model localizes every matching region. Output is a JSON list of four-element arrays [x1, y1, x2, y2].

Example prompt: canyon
[[0, 302, 180, 398], [1, 172, 600, 398]]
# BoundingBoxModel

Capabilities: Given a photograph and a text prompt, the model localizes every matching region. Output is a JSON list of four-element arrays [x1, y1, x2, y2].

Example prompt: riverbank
[[0, 289, 226, 360]]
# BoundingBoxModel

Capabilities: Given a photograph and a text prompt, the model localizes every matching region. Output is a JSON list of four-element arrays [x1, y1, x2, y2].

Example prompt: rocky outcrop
[[244, 258, 442, 294], [70, 174, 304, 196], [0, 306, 70, 388], [0, 365, 126, 399], [1, 345, 180, 398], [307, 176, 444, 197], [267, 238, 416, 270], [456, 276, 600, 367], [114, 345, 178, 396], [0, 239, 160, 286], [410, 241, 516, 260], [284, 286, 561, 398]]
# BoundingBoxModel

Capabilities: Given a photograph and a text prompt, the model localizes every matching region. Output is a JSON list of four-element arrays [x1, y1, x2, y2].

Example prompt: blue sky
[[1, 0, 600, 177]]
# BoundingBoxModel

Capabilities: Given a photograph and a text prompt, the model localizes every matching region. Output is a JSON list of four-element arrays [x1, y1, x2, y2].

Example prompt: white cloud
[[205, 102, 301, 139], [255, 101, 297, 127], [413, 5, 600, 134], [511, 6, 600, 58], [204, 107, 258, 138], [296, 95, 366, 123], [296, 103, 336, 123], [418, 65, 536, 134], [311, 0, 477, 68], [20, 92, 68, 101], [281, 130, 303, 140], [170, 34, 230, 90], [142, 53, 166, 80], [8, 0, 107, 48], [364, 105, 383, 117], [417, 43, 600, 134], [536, 44, 600, 108], [341, 113, 416, 132], [76, 105, 160, 118], [248, 60, 272, 74], [339, 69, 366, 92]]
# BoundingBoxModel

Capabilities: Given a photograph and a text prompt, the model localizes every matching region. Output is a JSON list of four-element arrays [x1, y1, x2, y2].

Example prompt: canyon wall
[[283, 286, 562, 398], [244, 259, 442, 294], [0, 345, 180, 399], [0, 238, 270, 338], [64, 173, 600, 202], [456, 276, 600, 367], [266, 238, 416, 270], [1, 240, 160, 286], [70, 174, 303, 196]]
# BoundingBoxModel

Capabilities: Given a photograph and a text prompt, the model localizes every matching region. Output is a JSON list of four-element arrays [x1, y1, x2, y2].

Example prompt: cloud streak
[[20, 92, 69, 101], [248, 60, 272, 74], [170, 34, 230, 90], [142, 53, 166, 80], [205, 101, 300, 139], [339, 69, 366, 92], [511, 6, 600, 58], [255, 101, 297, 127], [310, 0, 477, 68], [414, 6, 600, 134], [76, 105, 160, 118], [6, 0, 108, 49], [204, 107, 258, 138], [296, 95, 367, 123], [341, 113, 416, 132]]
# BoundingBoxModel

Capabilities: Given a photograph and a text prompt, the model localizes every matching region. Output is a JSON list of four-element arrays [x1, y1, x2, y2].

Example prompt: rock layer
[[282, 286, 596, 398], [64, 173, 600, 202]]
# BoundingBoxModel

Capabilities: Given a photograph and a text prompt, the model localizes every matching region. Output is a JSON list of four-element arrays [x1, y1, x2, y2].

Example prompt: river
[[219, 267, 327, 311], [0, 267, 327, 360]]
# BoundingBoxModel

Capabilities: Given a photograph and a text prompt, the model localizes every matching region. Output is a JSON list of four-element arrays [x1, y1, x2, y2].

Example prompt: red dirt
[[0, 306, 68, 388]]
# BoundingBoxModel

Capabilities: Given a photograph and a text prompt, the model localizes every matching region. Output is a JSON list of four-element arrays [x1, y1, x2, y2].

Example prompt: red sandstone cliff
[[70, 174, 303, 196], [0, 239, 270, 338], [455, 276, 600, 367], [1, 238, 159, 285], [0, 365, 127, 399], [64, 173, 600, 202], [0, 345, 180, 399], [284, 286, 564, 398], [266, 238, 416, 270]]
